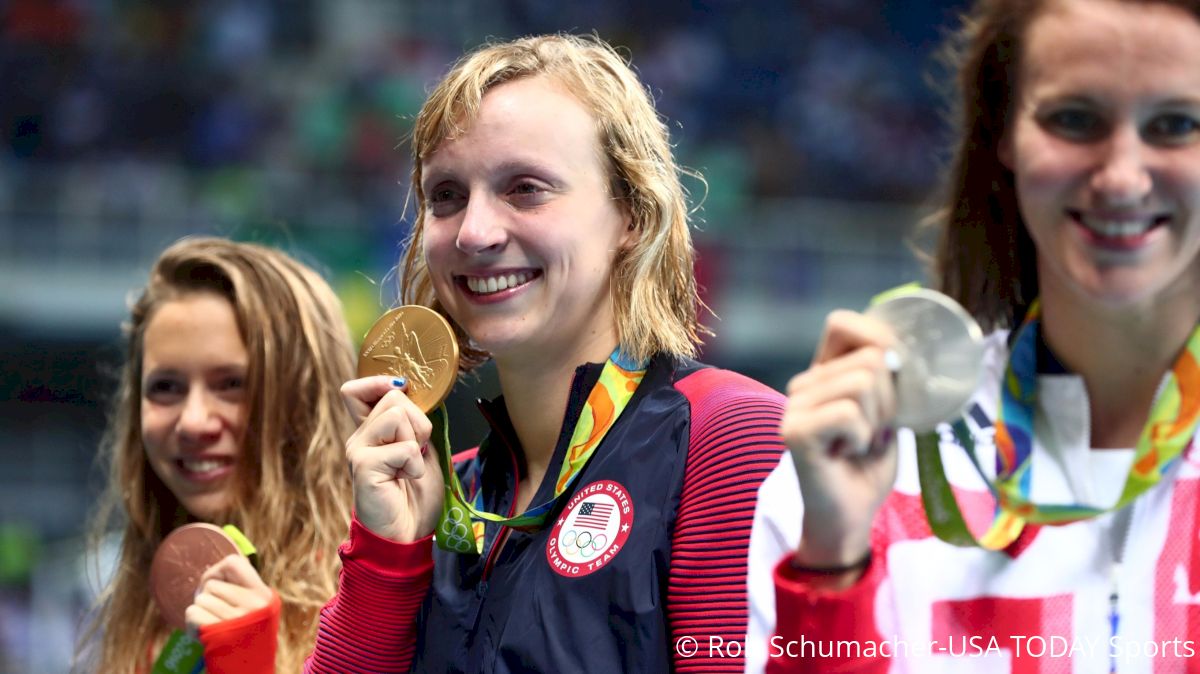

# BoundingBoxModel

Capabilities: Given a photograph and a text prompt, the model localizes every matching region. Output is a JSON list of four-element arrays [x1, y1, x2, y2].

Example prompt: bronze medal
[[149, 523, 241, 631], [357, 305, 460, 413]]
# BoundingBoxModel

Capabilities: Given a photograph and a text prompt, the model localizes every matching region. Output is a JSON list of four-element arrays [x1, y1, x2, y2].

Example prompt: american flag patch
[[574, 501, 613, 530]]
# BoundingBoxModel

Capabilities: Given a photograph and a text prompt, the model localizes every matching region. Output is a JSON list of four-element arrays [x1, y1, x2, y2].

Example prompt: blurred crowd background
[[0, 0, 966, 670]]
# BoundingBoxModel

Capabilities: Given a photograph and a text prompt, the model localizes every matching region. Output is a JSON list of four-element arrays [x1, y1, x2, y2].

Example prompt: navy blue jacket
[[310, 355, 786, 673]]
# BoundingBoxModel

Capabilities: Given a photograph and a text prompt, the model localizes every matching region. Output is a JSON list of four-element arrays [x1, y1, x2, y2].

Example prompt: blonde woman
[[78, 237, 356, 673], [307, 34, 786, 672]]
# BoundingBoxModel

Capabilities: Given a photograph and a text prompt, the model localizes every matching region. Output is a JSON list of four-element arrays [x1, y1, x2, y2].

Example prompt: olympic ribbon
[[430, 349, 646, 554], [151, 525, 257, 674], [918, 300, 1200, 549]]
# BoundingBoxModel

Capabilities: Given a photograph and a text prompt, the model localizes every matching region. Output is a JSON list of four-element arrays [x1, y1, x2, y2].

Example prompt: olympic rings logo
[[440, 506, 475, 553], [560, 529, 608, 558]]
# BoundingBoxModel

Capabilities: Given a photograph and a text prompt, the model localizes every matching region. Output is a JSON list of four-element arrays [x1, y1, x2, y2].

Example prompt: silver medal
[[865, 288, 985, 432]]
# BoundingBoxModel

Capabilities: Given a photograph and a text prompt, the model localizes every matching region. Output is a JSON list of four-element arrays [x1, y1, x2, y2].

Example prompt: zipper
[[476, 401, 521, 585], [473, 363, 596, 585], [1108, 505, 1133, 674]]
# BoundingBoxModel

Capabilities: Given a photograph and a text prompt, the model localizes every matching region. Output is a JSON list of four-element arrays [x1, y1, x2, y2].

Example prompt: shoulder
[[671, 361, 786, 475], [672, 360, 786, 413]]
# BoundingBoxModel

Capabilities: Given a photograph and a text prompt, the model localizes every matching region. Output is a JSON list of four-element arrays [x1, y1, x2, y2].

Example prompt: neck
[[494, 337, 620, 482], [1038, 289, 1200, 448]]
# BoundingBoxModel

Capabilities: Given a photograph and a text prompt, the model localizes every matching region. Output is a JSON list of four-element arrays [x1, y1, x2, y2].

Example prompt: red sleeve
[[304, 518, 434, 673], [766, 552, 889, 674], [670, 369, 787, 672], [198, 590, 281, 674]]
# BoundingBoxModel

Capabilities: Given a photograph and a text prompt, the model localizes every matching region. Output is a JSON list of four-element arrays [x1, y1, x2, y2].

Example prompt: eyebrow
[[422, 159, 566, 190], [1150, 96, 1200, 109], [1033, 90, 1200, 109], [143, 363, 247, 380]]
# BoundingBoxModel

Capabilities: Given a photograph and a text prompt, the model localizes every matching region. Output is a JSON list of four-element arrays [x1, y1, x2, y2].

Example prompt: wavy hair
[[400, 33, 708, 371], [78, 237, 355, 673]]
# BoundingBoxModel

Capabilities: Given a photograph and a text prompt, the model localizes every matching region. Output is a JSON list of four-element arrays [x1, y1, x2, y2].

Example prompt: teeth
[[182, 459, 226, 473], [467, 272, 532, 294], [1080, 217, 1153, 238]]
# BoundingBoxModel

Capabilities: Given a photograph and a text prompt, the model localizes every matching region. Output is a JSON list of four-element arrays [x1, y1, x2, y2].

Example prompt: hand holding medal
[[149, 523, 264, 671], [351, 305, 646, 555], [781, 286, 985, 572], [151, 524, 245, 632], [346, 306, 460, 545]]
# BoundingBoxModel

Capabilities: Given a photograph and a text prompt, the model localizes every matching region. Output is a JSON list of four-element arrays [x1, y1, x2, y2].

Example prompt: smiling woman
[[77, 237, 357, 674], [750, 0, 1200, 672], [420, 76, 634, 374], [305, 34, 787, 673], [140, 293, 249, 521], [1003, 0, 1200, 309]]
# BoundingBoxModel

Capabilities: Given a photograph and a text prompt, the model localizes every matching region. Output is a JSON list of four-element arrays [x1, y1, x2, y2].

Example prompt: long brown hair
[[78, 237, 355, 672], [929, 0, 1200, 330], [400, 33, 709, 371]]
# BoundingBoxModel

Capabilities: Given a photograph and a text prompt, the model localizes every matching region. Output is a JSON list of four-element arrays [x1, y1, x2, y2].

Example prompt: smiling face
[[140, 292, 248, 521], [1004, 0, 1200, 311], [421, 75, 633, 368]]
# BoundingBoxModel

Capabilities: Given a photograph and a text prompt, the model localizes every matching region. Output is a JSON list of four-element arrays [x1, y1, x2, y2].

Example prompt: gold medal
[[357, 305, 460, 413]]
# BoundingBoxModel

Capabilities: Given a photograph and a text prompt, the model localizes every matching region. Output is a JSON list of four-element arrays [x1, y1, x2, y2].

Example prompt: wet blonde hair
[[400, 33, 707, 371], [78, 237, 355, 673], [929, 0, 1200, 329]]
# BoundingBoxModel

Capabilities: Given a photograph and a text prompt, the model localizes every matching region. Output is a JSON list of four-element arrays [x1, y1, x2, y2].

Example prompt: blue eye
[[508, 180, 550, 207], [1042, 108, 1104, 140], [1144, 113, 1200, 145]]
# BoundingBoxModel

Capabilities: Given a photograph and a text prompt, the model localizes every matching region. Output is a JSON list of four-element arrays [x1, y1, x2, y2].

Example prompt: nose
[[177, 387, 222, 440], [1090, 126, 1152, 206], [454, 194, 508, 255]]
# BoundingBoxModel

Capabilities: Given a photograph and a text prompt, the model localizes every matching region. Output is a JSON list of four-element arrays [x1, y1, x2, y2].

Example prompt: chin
[[463, 325, 532, 354], [1068, 272, 1168, 309], [181, 496, 234, 523]]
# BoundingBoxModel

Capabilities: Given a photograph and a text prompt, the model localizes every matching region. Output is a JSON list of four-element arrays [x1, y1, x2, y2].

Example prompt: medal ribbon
[[919, 300, 1200, 549], [151, 526, 256, 673], [430, 349, 646, 554]]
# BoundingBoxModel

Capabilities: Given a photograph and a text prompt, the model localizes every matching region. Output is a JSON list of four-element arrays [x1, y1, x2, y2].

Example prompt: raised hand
[[781, 310, 899, 576], [341, 377, 444, 543]]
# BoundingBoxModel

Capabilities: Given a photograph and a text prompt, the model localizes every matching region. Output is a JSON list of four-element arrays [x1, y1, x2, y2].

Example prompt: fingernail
[[392, 377, 407, 388], [881, 427, 895, 445], [883, 348, 903, 373]]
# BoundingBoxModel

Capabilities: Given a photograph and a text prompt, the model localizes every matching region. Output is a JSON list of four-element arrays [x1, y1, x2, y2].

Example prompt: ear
[[998, 129, 1014, 170], [618, 211, 638, 251]]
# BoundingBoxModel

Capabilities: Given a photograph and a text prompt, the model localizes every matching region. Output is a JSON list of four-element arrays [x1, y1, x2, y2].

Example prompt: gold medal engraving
[[357, 305, 460, 412]]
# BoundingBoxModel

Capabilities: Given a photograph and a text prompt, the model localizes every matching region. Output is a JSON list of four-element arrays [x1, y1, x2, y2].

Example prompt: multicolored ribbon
[[431, 349, 646, 554], [919, 300, 1200, 550]]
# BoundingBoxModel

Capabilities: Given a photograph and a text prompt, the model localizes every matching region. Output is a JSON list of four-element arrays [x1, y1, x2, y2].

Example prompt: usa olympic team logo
[[546, 480, 634, 578]]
